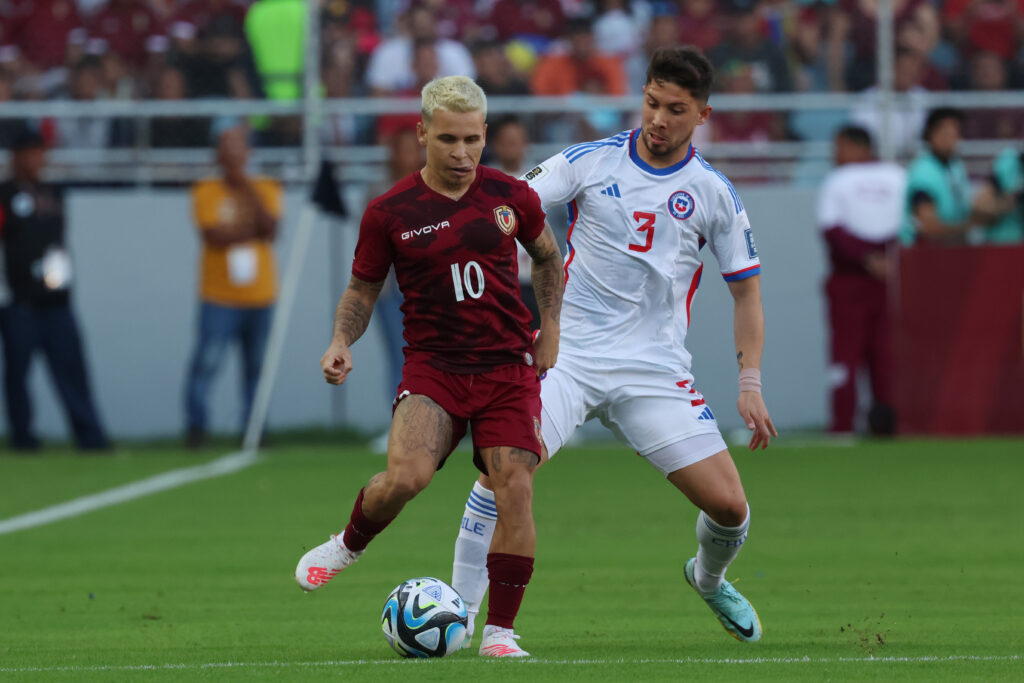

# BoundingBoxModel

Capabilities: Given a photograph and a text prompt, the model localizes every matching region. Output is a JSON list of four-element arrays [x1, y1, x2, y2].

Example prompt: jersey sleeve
[[519, 150, 585, 208], [515, 183, 546, 245], [705, 184, 761, 282], [351, 205, 394, 283]]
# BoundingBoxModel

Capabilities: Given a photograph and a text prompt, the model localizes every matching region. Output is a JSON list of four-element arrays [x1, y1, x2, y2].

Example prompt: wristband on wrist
[[739, 368, 762, 393]]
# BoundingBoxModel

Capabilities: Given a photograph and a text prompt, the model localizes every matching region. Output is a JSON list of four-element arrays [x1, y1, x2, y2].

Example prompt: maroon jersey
[[353, 166, 545, 373]]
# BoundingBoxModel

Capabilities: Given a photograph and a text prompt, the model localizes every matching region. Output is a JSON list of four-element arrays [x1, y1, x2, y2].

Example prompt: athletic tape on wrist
[[738, 368, 762, 393]]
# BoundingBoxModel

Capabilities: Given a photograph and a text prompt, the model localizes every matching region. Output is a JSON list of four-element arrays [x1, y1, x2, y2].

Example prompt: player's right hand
[[321, 340, 353, 385]]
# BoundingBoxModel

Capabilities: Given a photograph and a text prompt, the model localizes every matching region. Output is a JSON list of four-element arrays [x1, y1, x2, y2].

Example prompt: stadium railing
[[0, 91, 1021, 186]]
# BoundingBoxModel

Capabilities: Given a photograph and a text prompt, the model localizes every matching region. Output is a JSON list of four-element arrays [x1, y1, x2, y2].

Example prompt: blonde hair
[[421, 76, 487, 125]]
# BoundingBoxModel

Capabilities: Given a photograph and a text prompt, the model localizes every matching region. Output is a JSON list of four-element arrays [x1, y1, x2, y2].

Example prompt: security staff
[[0, 130, 110, 451]]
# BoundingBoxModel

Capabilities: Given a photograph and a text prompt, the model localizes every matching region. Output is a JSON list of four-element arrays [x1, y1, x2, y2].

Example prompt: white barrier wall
[[5, 185, 827, 441]]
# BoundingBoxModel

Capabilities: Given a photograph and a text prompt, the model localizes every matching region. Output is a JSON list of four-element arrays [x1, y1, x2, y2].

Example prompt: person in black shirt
[[0, 130, 110, 452]]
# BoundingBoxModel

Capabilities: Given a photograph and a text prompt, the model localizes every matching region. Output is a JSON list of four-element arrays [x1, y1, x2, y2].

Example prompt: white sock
[[452, 481, 497, 627], [694, 504, 750, 594]]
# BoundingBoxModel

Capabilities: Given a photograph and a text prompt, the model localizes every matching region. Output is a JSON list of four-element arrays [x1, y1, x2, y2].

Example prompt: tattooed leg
[[480, 446, 539, 557], [362, 394, 453, 520]]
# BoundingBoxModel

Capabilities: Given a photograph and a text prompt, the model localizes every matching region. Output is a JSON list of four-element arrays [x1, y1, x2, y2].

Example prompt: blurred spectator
[[171, 0, 248, 39], [0, 129, 111, 451], [179, 15, 262, 100], [901, 108, 977, 245], [944, 0, 1024, 63], [486, 115, 541, 329], [708, 2, 793, 94], [320, 39, 361, 146], [974, 146, 1024, 244], [850, 47, 929, 159], [1, 0, 85, 72], [677, 0, 725, 52], [245, 0, 305, 101], [818, 126, 904, 436], [827, 0, 939, 92], [88, 0, 167, 68], [150, 66, 211, 148], [53, 56, 112, 149], [364, 5, 474, 95], [709, 61, 785, 143], [100, 50, 136, 99], [530, 18, 628, 96], [375, 40, 440, 142], [472, 40, 530, 96], [593, 0, 650, 59], [322, 0, 380, 77], [414, 0, 481, 42], [245, 0, 305, 146], [625, 12, 679, 92], [0, 68, 21, 148], [489, 0, 566, 46], [959, 51, 1024, 140], [184, 127, 282, 448]]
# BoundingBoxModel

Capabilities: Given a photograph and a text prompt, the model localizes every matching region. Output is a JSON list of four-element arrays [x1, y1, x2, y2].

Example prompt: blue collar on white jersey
[[628, 128, 695, 176]]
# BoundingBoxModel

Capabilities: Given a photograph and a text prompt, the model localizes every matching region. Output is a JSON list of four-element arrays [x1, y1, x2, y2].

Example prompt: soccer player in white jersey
[[450, 46, 777, 645]]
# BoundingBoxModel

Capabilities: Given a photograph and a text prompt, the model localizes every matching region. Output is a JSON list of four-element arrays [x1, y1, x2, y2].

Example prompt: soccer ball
[[381, 577, 468, 658]]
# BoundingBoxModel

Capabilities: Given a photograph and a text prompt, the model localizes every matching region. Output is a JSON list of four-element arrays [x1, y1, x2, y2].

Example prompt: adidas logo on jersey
[[696, 406, 716, 422], [599, 183, 621, 198]]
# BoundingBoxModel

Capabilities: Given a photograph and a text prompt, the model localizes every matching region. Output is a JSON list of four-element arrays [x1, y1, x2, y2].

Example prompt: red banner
[[895, 246, 1024, 434]]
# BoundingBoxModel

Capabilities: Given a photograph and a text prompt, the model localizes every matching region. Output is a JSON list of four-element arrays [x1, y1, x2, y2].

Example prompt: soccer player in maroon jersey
[[294, 76, 564, 658]]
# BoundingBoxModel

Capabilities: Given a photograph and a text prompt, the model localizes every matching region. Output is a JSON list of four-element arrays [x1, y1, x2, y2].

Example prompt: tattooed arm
[[320, 276, 385, 385], [523, 223, 564, 376], [728, 275, 777, 450]]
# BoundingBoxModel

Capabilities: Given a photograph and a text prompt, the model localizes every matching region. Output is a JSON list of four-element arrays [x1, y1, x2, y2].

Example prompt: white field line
[[0, 450, 259, 536], [0, 654, 1019, 674]]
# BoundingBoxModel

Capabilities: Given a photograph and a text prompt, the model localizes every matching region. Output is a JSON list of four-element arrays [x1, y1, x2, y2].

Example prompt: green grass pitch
[[1, 438, 1022, 681]]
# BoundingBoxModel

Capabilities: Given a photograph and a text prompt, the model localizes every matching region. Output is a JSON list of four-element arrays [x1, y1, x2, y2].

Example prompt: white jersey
[[522, 128, 760, 373], [817, 161, 906, 242]]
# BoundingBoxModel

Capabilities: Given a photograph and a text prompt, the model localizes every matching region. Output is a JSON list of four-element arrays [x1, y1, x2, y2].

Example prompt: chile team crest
[[493, 205, 516, 234], [668, 190, 696, 220]]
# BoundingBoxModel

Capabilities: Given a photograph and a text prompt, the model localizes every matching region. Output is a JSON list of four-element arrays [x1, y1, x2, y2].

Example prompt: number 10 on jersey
[[451, 260, 485, 302]]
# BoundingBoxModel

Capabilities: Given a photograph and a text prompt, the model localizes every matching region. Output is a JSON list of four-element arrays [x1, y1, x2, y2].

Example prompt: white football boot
[[478, 625, 530, 657], [294, 534, 363, 591]]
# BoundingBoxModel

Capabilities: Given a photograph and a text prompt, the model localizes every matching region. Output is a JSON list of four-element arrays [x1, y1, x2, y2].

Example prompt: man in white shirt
[[364, 5, 474, 95], [452, 46, 776, 645], [818, 126, 905, 435]]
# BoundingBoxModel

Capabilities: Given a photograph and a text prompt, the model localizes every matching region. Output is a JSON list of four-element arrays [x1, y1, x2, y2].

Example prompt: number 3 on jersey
[[629, 211, 656, 253], [451, 260, 485, 302]]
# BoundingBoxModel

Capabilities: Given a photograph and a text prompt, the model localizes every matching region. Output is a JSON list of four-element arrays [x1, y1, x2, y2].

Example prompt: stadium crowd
[[2, 0, 1023, 148]]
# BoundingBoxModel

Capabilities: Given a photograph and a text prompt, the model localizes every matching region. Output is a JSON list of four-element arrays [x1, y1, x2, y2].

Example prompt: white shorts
[[540, 353, 728, 476]]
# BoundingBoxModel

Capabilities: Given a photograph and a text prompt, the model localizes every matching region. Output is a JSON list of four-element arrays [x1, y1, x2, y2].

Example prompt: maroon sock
[[341, 488, 394, 552], [485, 553, 534, 629]]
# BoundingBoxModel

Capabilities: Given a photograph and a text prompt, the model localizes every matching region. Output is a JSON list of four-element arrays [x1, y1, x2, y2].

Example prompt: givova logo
[[402, 220, 450, 241]]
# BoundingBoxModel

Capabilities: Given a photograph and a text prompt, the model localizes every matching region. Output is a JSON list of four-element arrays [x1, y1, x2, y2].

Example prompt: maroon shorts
[[394, 362, 543, 473]]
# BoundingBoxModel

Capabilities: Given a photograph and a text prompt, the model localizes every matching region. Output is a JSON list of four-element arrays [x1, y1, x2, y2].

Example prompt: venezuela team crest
[[493, 205, 516, 234]]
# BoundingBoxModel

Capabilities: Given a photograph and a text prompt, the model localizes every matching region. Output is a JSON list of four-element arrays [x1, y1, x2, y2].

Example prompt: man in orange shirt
[[185, 127, 281, 448], [529, 18, 627, 97]]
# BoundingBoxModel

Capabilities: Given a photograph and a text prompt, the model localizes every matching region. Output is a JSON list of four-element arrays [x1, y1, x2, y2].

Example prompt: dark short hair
[[835, 125, 873, 149], [10, 127, 45, 152], [922, 107, 963, 140], [645, 46, 714, 102], [488, 114, 524, 137]]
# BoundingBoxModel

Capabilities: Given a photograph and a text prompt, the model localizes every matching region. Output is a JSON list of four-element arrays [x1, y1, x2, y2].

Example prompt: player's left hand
[[533, 326, 559, 377], [737, 391, 777, 451]]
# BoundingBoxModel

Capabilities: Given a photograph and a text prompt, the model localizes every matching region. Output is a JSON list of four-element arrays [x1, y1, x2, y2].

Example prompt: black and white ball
[[381, 577, 468, 658]]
